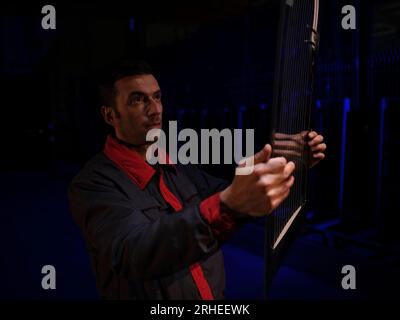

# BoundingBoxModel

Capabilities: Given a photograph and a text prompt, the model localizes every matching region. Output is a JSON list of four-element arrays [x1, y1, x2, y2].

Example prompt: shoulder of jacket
[[69, 152, 119, 186]]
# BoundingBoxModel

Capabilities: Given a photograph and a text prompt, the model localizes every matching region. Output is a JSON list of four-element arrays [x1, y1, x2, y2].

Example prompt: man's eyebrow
[[127, 91, 145, 97], [127, 90, 161, 98]]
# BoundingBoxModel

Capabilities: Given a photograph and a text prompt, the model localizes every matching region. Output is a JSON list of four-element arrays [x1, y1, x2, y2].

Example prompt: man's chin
[[147, 123, 162, 130]]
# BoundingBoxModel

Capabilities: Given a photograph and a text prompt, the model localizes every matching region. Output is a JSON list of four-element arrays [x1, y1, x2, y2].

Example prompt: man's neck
[[130, 145, 149, 161]]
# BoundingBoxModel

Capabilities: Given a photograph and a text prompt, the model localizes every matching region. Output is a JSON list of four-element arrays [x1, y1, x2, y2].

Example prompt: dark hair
[[98, 59, 153, 109]]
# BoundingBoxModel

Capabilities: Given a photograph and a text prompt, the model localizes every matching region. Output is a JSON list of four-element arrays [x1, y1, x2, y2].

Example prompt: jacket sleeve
[[179, 164, 253, 241], [68, 175, 220, 282]]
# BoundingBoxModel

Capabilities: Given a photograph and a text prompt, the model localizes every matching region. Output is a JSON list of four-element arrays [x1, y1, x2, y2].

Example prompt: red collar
[[104, 134, 175, 190]]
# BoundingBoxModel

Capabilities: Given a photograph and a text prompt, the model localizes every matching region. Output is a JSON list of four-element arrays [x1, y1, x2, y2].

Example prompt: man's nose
[[147, 99, 162, 116]]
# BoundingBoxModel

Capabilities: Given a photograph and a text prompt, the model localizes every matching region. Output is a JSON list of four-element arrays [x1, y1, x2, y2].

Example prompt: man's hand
[[220, 144, 295, 217], [307, 131, 326, 168]]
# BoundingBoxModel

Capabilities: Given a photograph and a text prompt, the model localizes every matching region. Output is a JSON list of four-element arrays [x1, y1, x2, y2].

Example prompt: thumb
[[253, 144, 272, 165], [237, 144, 272, 170]]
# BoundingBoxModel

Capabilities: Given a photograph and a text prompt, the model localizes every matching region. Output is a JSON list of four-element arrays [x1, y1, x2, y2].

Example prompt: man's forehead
[[115, 74, 160, 93]]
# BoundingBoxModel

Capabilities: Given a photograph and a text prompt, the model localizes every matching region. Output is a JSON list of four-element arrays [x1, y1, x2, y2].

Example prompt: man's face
[[108, 74, 163, 145]]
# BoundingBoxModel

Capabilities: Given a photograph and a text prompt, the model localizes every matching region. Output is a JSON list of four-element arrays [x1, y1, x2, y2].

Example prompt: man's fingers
[[238, 144, 271, 169], [253, 144, 272, 165], [274, 132, 293, 140], [313, 152, 325, 159], [268, 159, 295, 176], [257, 161, 295, 187], [266, 175, 295, 198], [311, 143, 327, 152], [308, 135, 324, 147], [271, 188, 291, 210], [308, 131, 318, 139], [273, 149, 302, 158], [254, 157, 289, 175], [283, 161, 296, 177], [274, 139, 304, 150]]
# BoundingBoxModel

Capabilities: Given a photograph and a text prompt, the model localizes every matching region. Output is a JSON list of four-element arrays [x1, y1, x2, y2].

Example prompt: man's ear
[[101, 106, 116, 127]]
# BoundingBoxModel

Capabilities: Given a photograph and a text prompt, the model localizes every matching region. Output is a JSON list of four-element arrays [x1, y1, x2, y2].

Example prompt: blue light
[[376, 98, 387, 220], [339, 98, 350, 215], [325, 82, 330, 94], [129, 17, 135, 32]]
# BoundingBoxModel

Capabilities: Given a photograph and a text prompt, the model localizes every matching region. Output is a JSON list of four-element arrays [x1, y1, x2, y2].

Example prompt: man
[[68, 60, 326, 300]]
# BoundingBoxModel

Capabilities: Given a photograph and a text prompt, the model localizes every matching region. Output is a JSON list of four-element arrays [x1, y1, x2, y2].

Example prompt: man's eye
[[153, 93, 162, 102], [128, 95, 143, 105]]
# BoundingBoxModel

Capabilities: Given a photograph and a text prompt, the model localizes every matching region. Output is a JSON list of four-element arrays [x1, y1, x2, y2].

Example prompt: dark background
[[0, 0, 399, 299]]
